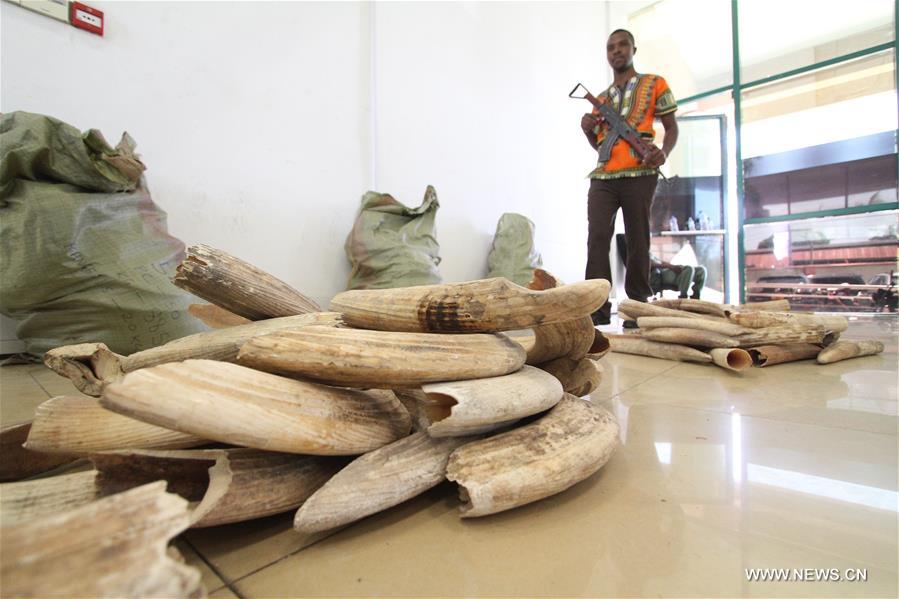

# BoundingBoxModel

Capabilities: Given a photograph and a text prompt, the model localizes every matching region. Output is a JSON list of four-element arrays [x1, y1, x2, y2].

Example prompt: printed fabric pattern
[[588, 74, 677, 179]]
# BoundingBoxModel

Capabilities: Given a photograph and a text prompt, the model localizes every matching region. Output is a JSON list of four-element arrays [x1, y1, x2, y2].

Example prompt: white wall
[[2, 1, 372, 312], [1, 1, 610, 350], [372, 1, 608, 285]]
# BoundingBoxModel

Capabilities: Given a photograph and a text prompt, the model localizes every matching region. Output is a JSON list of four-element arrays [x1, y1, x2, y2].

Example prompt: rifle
[[569, 82, 666, 179]]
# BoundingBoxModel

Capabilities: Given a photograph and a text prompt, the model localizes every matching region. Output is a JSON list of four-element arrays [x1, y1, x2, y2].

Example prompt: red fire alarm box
[[70, 2, 104, 36]]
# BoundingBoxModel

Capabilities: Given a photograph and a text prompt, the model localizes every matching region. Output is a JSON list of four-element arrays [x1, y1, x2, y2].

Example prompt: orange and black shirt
[[588, 74, 677, 179]]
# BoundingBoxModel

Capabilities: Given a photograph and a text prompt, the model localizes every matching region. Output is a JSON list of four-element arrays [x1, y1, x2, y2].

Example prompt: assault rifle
[[569, 82, 666, 179]]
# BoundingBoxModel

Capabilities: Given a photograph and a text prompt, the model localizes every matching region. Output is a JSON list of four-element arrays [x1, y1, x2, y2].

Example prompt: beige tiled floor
[[1, 314, 896, 597]]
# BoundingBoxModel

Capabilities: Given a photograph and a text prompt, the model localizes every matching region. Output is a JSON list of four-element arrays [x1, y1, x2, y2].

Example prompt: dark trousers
[[586, 175, 658, 320]]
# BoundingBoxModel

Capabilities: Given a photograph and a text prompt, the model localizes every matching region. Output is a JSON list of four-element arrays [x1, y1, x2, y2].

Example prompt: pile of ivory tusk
[[609, 297, 885, 372], [2, 244, 620, 598]]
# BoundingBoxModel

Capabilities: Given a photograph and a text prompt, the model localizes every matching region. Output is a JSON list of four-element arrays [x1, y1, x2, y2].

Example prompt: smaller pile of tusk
[[612, 298, 883, 371]]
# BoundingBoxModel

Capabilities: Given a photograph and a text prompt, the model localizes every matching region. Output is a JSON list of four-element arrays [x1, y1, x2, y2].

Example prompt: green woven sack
[[0, 112, 206, 356], [486, 213, 543, 286], [344, 186, 442, 290]]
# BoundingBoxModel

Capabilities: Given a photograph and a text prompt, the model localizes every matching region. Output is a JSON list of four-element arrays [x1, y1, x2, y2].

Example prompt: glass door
[[651, 114, 728, 303]]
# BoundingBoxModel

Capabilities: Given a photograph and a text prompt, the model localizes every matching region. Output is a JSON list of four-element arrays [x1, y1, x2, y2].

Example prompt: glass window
[[741, 51, 897, 159], [663, 92, 737, 302], [741, 50, 897, 220], [788, 165, 846, 214], [744, 173, 789, 219], [627, 0, 733, 100], [738, 0, 895, 83], [649, 93, 731, 303], [744, 211, 898, 312], [847, 155, 899, 207], [651, 235, 726, 304]]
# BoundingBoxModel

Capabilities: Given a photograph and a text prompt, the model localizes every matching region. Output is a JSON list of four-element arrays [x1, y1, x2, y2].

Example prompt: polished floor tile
[[173, 539, 226, 593], [591, 351, 679, 401], [2, 314, 896, 597], [0, 365, 50, 426], [231, 400, 896, 598], [184, 512, 337, 583], [209, 587, 241, 599], [28, 366, 91, 398]]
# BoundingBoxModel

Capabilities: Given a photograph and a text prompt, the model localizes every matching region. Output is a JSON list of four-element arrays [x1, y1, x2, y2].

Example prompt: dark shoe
[[622, 320, 639, 330], [592, 313, 611, 326]]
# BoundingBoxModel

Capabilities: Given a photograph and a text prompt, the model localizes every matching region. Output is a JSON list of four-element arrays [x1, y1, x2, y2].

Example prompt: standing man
[[582, 29, 679, 325]]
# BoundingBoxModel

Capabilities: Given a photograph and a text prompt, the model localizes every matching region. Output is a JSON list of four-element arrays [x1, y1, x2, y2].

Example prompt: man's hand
[[581, 113, 601, 135], [643, 145, 667, 168]]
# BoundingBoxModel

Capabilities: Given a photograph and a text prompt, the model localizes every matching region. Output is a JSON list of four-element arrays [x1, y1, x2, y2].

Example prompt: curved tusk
[[641, 327, 740, 348], [526, 268, 562, 291], [536, 357, 603, 396], [735, 324, 835, 348], [237, 326, 526, 388], [587, 330, 611, 359], [606, 334, 712, 363], [1, 482, 203, 598], [816, 340, 884, 364], [329, 277, 610, 333], [43, 343, 123, 397], [618, 299, 718, 321], [25, 395, 204, 455], [728, 311, 848, 332], [0, 422, 76, 481], [420, 366, 563, 437], [101, 360, 411, 455], [90, 448, 345, 528], [0, 470, 100, 526], [739, 299, 792, 312], [521, 316, 596, 365], [636, 316, 750, 337], [43, 312, 345, 397], [294, 432, 474, 534], [187, 303, 252, 328], [446, 395, 619, 517], [173, 243, 321, 319], [650, 298, 729, 317]]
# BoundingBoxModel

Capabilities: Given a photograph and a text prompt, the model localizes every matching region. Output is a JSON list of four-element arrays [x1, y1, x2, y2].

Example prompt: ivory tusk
[[636, 316, 750, 337], [446, 395, 619, 517], [174, 243, 321, 319], [748, 344, 821, 367], [420, 366, 564, 437], [25, 395, 204, 455], [816, 340, 885, 364], [294, 432, 475, 533], [606, 334, 712, 363], [536, 357, 603, 396], [641, 327, 740, 348], [0, 482, 203, 598], [101, 360, 411, 455], [237, 325, 526, 388], [0, 422, 76, 481], [329, 277, 610, 333], [43, 312, 344, 396], [728, 311, 848, 332], [91, 448, 345, 528]]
